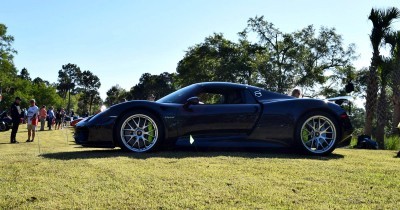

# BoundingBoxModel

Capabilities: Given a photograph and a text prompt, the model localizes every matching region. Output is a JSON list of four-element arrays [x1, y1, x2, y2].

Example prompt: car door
[[177, 88, 261, 139]]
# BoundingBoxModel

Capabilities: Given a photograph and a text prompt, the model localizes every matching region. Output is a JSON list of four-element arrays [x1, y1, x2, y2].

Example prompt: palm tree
[[376, 58, 392, 147], [385, 31, 400, 135], [365, 8, 400, 146]]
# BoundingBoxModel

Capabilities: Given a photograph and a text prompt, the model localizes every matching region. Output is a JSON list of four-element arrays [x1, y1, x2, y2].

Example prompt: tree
[[0, 23, 17, 69], [177, 34, 239, 87], [0, 23, 18, 110], [0, 23, 65, 111], [366, 7, 400, 147], [56, 63, 81, 114], [176, 33, 265, 88], [77, 90, 102, 115], [129, 72, 176, 100], [317, 66, 358, 98], [105, 85, 127, 107], [246, 16, 355, 93], [77, 70, 101, 114], [32, 77, 50, 86], [30, 82, 64, 109], [177, 17, 355, 96], [385, 30, 400, 135], [18, 68, 31, 81]]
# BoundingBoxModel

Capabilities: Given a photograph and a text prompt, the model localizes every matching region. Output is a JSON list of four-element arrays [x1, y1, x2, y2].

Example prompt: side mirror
[[183, 97, 200, 110]]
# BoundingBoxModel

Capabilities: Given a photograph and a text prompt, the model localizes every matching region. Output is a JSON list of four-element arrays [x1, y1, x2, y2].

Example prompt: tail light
[[340, 113, 349, 119]]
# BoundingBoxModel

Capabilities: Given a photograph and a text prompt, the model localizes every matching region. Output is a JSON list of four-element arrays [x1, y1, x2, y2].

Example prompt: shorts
[[27, 124, 36, 131]]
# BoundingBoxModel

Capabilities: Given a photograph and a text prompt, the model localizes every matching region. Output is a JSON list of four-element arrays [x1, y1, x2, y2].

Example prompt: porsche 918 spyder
[[74, 82, 353, 155]]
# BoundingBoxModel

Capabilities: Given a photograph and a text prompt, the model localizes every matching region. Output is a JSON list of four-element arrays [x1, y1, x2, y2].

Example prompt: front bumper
[[74, 118, 116, 148]]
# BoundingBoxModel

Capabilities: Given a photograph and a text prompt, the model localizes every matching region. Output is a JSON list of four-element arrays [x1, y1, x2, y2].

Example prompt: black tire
[[115, 110, 164, 153], [295, 111, 340, 155], [0, 122, 6, 132]]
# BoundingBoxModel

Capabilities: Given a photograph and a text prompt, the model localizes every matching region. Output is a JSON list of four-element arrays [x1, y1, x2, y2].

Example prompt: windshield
[[157, 84, 198, 104]]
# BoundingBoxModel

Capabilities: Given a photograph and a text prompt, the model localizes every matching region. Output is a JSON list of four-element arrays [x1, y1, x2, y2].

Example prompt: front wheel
[[295, 112, 340, 155], [115, 111, 163, 153], [0, 122, 6, 132]]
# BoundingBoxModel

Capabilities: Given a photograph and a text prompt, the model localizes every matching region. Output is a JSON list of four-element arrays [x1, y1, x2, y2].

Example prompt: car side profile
[[74, 82, 353, 155]]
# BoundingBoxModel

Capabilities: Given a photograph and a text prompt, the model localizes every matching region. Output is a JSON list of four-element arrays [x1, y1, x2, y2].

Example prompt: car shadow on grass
[[40, 146, 344, 161]]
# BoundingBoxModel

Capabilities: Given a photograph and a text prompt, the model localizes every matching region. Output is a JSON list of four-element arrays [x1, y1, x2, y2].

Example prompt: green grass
[[1, 126, 400, 209], [385, 135, 400, 150]]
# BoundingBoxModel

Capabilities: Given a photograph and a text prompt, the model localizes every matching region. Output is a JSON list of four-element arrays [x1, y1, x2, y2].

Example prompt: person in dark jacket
[[10, 97, 22, 143]]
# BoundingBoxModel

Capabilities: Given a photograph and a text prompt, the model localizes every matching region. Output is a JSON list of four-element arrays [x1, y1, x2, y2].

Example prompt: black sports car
[[74, 82, 353, 155]]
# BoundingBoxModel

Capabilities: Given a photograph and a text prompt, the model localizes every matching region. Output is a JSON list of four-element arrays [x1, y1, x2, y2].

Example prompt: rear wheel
[[295, 112, 339, 155], [116, 111, 163, 152]]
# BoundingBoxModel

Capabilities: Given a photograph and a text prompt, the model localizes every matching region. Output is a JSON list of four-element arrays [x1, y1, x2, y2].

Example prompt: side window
[[198, 93, 225, 104], [224, 91, 244, 104], [196, 87, 248, 105]]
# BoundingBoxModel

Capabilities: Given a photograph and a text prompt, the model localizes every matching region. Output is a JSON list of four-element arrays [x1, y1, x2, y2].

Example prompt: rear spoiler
[[326, 96, 354, 115]]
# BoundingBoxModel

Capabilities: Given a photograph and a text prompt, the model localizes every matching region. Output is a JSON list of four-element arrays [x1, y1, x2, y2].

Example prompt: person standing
[[291, 88, 302, 98], [60, 108, 66, 128], [26, 99, 39, 142], [39, 105, 47, 131], [55, 108, 61, 130], [47, 106, 55, 130], [10, 97, 22, 143]]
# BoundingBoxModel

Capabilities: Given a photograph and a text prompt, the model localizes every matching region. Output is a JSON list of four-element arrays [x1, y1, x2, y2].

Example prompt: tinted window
[[197, 87, 244, 105], [157, 84, 198, 104], [198, 92, 225, 104]]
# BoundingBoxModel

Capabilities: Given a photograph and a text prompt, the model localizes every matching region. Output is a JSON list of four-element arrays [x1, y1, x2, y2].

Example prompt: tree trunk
[[376, 85, 387, 149], [364, 66, 378, 136], [393, 95, 400, 135], [89, 94, 93, 114], [67, 89, 71, 116], [391, 62, 400, 135]]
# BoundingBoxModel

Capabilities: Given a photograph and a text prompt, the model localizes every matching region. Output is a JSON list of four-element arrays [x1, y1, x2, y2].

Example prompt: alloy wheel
[[300, 115, 337, 154], [120, 114, 159, 152]]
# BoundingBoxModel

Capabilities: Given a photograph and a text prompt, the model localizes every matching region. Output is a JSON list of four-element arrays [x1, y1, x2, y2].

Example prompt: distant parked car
[[70, 117, 85, 127], [0, 111, 13, 132]]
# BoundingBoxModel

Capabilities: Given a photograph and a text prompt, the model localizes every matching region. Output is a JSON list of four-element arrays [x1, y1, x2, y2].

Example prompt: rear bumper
[[338, 116, 354, 147]]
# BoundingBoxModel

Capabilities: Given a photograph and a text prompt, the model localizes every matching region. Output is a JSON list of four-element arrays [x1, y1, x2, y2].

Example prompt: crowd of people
[[9, 97, 69, 144]]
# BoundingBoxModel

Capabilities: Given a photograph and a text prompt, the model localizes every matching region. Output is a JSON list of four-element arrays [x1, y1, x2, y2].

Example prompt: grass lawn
[[1, 125, 399, 209]]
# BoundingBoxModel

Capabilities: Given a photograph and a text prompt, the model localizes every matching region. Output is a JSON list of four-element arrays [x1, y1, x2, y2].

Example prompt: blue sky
[[1, 0, 399, 100]]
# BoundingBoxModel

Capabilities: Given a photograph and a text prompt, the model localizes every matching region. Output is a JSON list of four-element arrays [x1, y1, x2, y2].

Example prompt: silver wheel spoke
[[143, 137, 150, 146], [132, 138, 139, 146], [125, 135, 136, 144], [306, 122, 314, 130], [141, 119, 147, 129], [318, 121, 327, 130], [320, 138, 329, 146], [320, 125, 331, 132], [132, 118, 139, 127]]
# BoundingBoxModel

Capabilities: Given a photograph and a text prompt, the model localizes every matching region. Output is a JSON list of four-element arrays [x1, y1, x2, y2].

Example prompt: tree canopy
[[176, 16, 356, 97]]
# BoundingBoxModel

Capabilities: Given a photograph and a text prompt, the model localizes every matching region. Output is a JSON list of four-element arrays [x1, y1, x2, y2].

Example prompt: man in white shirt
[[26, 99, 39, 142]]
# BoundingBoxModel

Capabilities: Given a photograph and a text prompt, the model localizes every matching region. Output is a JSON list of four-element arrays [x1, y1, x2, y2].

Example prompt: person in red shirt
[[39, 105, 47, 131]]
